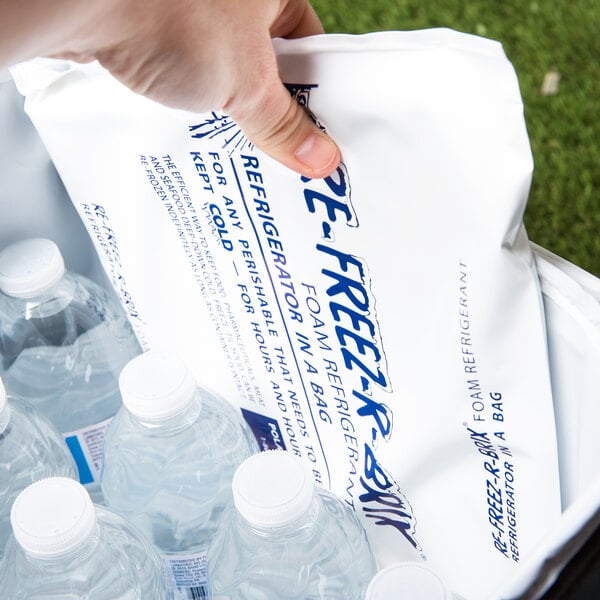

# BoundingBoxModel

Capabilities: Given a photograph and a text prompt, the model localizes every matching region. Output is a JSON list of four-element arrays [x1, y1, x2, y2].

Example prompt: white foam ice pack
[[11, 29, 563, 599]]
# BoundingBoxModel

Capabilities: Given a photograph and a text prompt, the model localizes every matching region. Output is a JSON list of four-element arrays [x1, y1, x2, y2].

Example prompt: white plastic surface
[[232, 451, 314, 527], [366, 562, 453, 600], [494, 246, 600, 599], [0, 237, 65, 298], [10, 477, 96, 558], [118, 351, 197, 421]]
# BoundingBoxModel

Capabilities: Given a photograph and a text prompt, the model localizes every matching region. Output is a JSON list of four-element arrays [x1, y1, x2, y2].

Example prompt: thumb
[[226, 68, 341, 179]]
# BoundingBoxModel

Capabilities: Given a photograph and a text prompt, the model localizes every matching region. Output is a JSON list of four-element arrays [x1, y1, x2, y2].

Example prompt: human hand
[[0, 0, 340, 178]]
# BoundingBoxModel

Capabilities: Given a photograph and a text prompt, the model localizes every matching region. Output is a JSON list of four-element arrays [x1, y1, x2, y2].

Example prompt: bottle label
[[162, 552, 209, 600], [64, 417, 113, 486]]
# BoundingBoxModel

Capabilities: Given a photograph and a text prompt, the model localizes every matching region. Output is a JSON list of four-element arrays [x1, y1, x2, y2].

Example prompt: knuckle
[[227, 83, 306, 152], [96, 46, 164, 99]]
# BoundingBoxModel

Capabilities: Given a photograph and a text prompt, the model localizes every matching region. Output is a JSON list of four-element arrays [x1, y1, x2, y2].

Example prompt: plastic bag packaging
[[10, 30, 563, 599]]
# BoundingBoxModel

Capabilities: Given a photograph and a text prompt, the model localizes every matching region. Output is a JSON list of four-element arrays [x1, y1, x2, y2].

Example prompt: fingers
[[227, 1, 340, 179], [226, 68, 340, 179]]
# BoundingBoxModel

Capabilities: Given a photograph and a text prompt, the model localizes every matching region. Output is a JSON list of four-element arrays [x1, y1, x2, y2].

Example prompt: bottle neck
[[22, 274, 74, 319], [237, 495, 319, 540], [129, 393, 202, 435], [21, 522, 101, 571]]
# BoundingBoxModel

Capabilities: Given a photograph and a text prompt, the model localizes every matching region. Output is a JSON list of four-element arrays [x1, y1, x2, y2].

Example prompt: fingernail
[[293, 133, 340, 174]]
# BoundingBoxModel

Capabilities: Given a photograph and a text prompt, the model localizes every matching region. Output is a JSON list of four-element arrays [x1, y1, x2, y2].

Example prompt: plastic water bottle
[[0, 377, 76, 559], [0, 237, 141, 501], [207, 450, 377, 599], [101, 350, 259, 598], [0, 477, 172, 599], [365, 562, 461, 600]]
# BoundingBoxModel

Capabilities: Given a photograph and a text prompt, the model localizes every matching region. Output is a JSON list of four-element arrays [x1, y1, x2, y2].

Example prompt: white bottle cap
[[0, 238, 65, 299], [10, 477, 96, 558], [232, 450, 314, 528], [365, 562, 454, 600], [118, 350, 197, 421]]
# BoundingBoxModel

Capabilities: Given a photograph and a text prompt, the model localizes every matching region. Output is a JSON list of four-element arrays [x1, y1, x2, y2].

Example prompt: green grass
[[311, 0, 600, 277]]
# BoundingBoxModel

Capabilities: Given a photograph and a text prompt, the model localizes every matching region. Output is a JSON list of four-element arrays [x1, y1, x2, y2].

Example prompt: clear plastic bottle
[[101, 350, 259, 598], [207, 450, 377, 599], [0, 238, 141, 501], [365, 562, 461, 600], [0, 476, 172, 599], [0, 377, 77, 559]]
